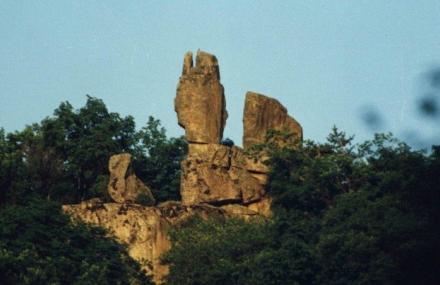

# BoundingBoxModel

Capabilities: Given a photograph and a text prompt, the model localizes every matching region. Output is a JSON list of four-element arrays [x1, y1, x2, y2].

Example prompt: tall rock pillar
[[175, 50, 228, 144]]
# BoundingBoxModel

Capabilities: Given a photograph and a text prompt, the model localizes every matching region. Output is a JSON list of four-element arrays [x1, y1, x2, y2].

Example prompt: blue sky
[[1, 1, 439, 147]]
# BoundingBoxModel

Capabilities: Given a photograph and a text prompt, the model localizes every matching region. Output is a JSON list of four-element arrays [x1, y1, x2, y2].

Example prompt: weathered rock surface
[[175, 51, 228, 144], [108, 153, 155, 204], [246, 196, 273, 218], [175, 53, 279, 217], [62, 200, 263, 284], [180, 144, 266, 208], [243, 91, 303, 149]]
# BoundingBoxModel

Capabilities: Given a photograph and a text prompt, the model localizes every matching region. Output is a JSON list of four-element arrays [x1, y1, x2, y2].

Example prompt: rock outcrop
[[63, 51, 303, 284], [62, 201, 232, 284], [180, 144, 266, 207], [175, 51, 228, 144], [175, 52, 273, 217], [108, 153, 155, 204], [243, 91, 303, 149]]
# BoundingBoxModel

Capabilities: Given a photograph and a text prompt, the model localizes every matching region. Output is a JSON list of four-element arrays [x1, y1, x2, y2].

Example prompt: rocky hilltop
[[63, 50, 302, 284]]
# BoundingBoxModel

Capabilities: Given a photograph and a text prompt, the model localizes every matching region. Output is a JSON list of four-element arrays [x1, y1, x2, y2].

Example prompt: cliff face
[[63, 50, 302, 284]]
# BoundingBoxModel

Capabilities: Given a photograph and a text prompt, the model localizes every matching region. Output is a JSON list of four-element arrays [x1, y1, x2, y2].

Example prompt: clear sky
[[1, 1, 439, 147]]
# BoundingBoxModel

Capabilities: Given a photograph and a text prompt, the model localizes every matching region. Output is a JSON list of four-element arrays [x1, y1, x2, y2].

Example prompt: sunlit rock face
[[175, 51, 228, 144], [176, 52, 273, 216], [108, 153, 155, 204], [243, 91, 303, 149], [63, 51, 302, 284]]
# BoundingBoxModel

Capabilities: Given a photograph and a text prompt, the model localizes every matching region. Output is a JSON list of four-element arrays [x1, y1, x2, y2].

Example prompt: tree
[[134, 116, 187, 202], [163, 128, 440, 285], [0, 199, 153, 284], [162, 217, 274, 285], [40, 96, 138, 202], [1, 97, 187, 205]]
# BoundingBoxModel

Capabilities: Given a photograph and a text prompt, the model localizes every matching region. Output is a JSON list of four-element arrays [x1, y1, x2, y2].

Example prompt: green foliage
[[0, 96, 137, 204], [164, 128, 440, 285], [0, 97, 186, 205], [162, 217, 274, 285], [133, 116, 187, 202], [40, 96, 138, 202], [268, 129, 439, 285], [2, 97, 439, 284], [0, 199, 153, 284], [0, 97, 186, 283]]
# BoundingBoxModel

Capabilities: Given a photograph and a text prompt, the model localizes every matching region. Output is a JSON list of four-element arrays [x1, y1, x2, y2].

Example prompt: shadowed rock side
[[108, 153, 155, 204], [175, 51, 228, 144], [243, 91, 303, 149]]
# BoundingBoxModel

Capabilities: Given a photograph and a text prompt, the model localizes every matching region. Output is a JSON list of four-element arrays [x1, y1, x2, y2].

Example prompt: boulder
[[108, 153, 155, 204], [175, 50, 228, 144], [243, 91, 303, 149]]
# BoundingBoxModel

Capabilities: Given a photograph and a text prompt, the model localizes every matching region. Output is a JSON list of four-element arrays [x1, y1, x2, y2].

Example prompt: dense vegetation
[[0, 97, 186, 284], [163, 129, 440, 285], [1, 97, 439, 284], [0, 199, 153, 284], [0, 95, 187, 205]]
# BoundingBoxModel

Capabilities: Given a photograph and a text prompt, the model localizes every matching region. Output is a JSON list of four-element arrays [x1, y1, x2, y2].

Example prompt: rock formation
[[175, 51, 228, 144], [108, 153, 155, 204], [180, 144, 266, 206], [63, 50, 302, 284], [63, 200, 240, 284], [175, 51, 277, 218], [243, 91, 303, 149]]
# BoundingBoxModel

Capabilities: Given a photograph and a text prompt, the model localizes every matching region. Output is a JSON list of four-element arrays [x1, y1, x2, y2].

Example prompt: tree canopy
[[163, 128, 440, 285], [0, 96, 186, 284], [0, 96, 187, 205], [1, 97, 439, 284], [0, 199, 153, 285]]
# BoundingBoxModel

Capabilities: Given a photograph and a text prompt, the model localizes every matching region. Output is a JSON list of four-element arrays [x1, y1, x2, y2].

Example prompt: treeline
[[0, 96, 186, 284], [162, 129, 440, 285], [1, 97, 439, 284], [0, 95, 187, 205]]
